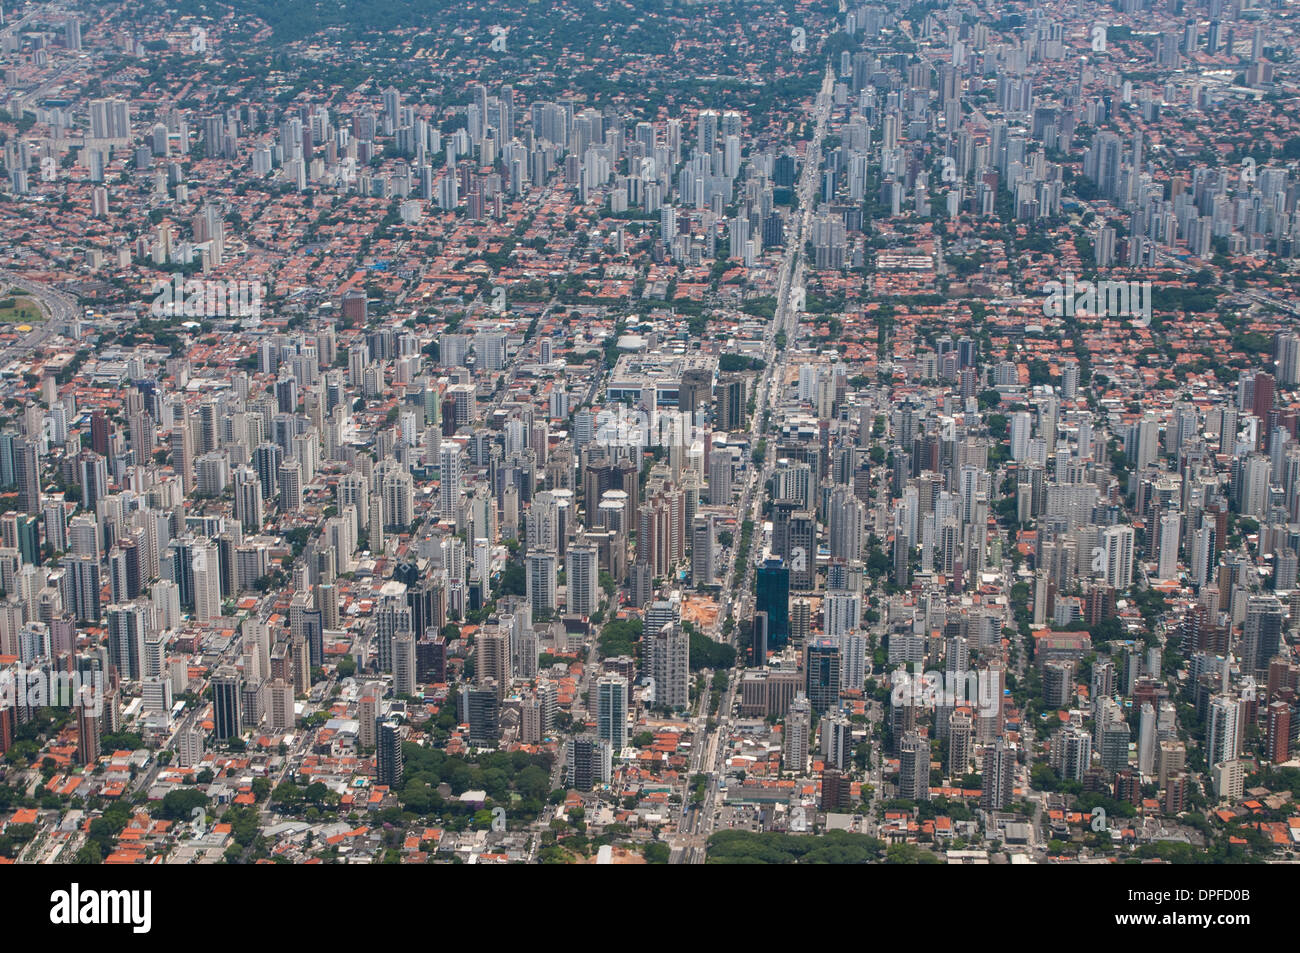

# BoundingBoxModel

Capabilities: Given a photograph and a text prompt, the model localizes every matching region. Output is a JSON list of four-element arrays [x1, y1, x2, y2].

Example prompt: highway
[[0, 268, 82, 361], [670, 63, 836, 862]]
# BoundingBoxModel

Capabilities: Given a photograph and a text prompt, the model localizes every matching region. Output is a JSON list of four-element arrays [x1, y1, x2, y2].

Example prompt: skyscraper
[[377, 717, 404, 787], [805, 639, 841, 714], [565, 540, 599, 617], [212, 666, 242, 740], [596, 674, 628, 751], [756, 558, 790, 648], [899, 731, 930, 801], [784, 693, 811, 774], [13, 437, 38, 514], [981, 739, 1015, 810]]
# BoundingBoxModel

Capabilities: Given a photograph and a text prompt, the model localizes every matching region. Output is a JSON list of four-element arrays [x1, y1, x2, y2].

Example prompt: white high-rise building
[[1009, 411, 1032, 462], [596, 674, 628, 751], [192, 541, 221, 622], [1100, 524, 1135, 589], [645, 621, 689, 711], [565, 541, 599, 617], [823, 588, 861, 639], [784, 693, 811, 774], [1206, 693, 1241, 767], [1156, 510, 1180, 580], [526, 550, 557, 614], [439, 441, 462, 521], [1137, 701, 1157, 775]]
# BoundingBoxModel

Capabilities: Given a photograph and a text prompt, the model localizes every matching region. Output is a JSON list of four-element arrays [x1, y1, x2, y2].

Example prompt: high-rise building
[[377, 717, 404, 787], [690, 514, 714, 586], [948, 710, 973, 778], [981, 739, 1015, 810], [1206, 693, 1241, 767], [645, 621, 689, 711], [805, 639, 841, 714], [211, 666, 242, 740], [13, 437, 39, 514], [899, 731, 930, 801], [526, 550, 558, 614], [784, 693, 811, 773], [755, 558, 790, 648], [1100, 525, 1134, 589], [596, 674, 628, 751], [565, 541, 599, 617]]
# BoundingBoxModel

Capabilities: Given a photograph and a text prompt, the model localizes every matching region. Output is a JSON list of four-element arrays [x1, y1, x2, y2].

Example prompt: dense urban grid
[[0, 0, 1298, 866]]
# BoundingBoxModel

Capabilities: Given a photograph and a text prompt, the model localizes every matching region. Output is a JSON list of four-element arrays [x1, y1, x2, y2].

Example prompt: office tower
[[788, 511, 816, 590], [755, 558, 790, 648], [597, 674, 628, 751], [981, 739, 1015, 810], [565, 541, 599, 617], [13, 437, 38, 514], [805, 639, 841, 714], [784, 693, 811, 773], [899, 731, 930, 801], [211, 666, 242, 740], [715, 377, 744, 431], [377, 717, 404, 787]]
